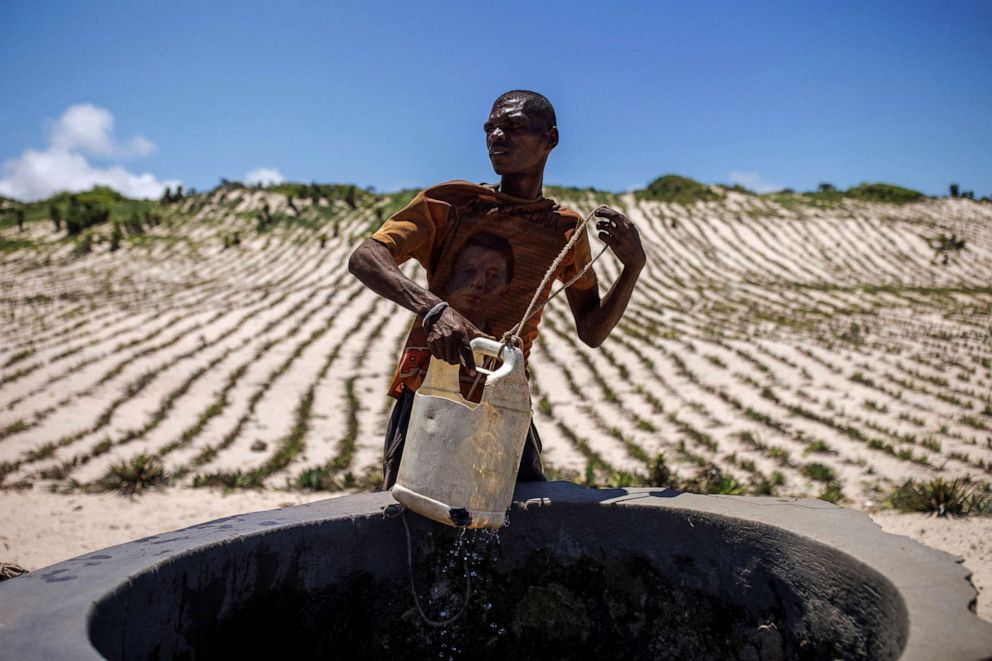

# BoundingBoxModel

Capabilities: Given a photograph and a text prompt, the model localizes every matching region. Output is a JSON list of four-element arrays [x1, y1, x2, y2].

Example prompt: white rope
[[384, 504, 471, 628], [501, 205, 611, 349]]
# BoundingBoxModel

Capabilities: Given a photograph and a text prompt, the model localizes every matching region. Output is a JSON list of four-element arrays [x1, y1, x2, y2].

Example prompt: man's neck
[[498, 172, 544, 201]]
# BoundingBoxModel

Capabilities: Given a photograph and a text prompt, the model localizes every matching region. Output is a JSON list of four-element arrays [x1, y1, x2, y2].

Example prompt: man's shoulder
[[420, 180, 497, 205], [550, 203, 583, 223]]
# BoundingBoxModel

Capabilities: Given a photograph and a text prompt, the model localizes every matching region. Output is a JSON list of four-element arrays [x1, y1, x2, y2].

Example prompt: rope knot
[[500, 331, 523, 349]]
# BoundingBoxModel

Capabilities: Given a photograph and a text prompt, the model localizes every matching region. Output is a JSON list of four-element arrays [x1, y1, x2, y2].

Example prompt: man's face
[[446, 246, 510, 324], [484, 97, 558, 177]]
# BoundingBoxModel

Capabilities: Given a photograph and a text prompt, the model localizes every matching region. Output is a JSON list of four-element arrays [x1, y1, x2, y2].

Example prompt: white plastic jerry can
[[392, 338, 532, 529]]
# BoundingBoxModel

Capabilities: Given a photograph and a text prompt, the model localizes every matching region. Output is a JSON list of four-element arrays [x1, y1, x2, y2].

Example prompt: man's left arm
[[565, 207, 646, 348]]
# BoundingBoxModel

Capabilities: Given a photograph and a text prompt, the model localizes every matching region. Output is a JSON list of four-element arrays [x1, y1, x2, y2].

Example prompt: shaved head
[[492, 90, 557, 130]]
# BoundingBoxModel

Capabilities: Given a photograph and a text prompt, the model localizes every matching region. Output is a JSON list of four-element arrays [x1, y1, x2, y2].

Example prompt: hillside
[[0, 182, 990, 514]]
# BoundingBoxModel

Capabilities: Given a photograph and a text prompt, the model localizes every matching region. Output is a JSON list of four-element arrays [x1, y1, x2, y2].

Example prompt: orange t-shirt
[[370, 180, 598, 398]]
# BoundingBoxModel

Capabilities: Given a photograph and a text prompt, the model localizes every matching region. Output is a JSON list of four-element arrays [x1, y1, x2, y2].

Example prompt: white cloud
[[245, 168, 285, 186], [0, 148, 178, 201], [0, 104, 176, 201], [49, 103, 155, 158], [729, 170, 781, 194]]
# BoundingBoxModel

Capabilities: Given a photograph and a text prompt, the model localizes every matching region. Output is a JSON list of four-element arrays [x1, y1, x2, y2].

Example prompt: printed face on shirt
[[445, 245, 511, 327]]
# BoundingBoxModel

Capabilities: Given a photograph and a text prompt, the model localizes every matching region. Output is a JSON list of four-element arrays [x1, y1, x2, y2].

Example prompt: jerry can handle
[[469, 337, 521, 386]]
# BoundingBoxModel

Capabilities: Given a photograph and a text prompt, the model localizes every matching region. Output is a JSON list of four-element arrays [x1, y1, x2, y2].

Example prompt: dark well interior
[[89, 502, 908, 661]]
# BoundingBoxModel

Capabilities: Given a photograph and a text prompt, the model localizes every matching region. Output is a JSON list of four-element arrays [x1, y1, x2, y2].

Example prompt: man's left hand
[[594, 207, 646, 270]]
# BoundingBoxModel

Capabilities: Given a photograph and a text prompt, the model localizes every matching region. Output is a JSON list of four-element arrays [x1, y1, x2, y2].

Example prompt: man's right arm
[[348, 238, 485, 373]]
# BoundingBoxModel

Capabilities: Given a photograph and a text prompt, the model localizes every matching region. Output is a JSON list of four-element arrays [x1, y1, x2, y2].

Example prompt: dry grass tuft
[[101, 452, 167, 496], [888, 477, 991, 517]]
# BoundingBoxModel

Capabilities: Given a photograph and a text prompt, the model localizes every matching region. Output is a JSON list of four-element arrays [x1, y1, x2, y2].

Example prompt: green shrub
[[888, 477, 991, 517], [65, 196, 111, 236], [102, 452, 167, 495], [845, 183, 925, 204], [635, 175, 721, 205]]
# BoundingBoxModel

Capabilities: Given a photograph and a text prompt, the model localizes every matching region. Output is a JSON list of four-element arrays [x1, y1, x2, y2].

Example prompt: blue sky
[[1, 1, 990, 200]]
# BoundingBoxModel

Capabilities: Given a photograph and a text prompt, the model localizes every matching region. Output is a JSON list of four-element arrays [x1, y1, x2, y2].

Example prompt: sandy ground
[[870, 510, 992, 622], [1, 488, 989, 624]]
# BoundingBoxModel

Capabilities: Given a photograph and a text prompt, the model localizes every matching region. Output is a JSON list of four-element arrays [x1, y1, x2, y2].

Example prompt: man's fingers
[[594, 207, 630, 228], [459, 343, 477, 375]]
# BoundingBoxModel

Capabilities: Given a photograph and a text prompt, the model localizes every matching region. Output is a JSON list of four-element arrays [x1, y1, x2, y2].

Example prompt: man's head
[[445, 232, 515, 327], [485, 90, 559, 178]]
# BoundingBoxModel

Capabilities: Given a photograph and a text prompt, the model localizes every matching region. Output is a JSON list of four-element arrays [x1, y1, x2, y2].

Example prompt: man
[[349, 90, 645, 489]]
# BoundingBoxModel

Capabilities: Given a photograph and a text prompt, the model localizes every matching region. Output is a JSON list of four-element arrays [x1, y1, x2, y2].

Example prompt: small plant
[[760, 386, 779, 403], [840, 322, 864, 344], [297, 466, 337, 491], [109, 221, 123, 252], [192, 469, 263, 490], [101, 452, 167, 496], [929, 233, 966, 265], [705, 354, 727, 369], [682, 463, 746, 495], [818, 482, 845, 504], [636, 419, 657, 433], [802, 462, 836, 483], [26, 442, 57, 462], [71, 234, 92, 256], [960, 415, 988, 431], [648, 453, 674, 486], [538, 396, 553, 417], [888, 477, 992, 517], [750, 474, 778, 496], [768, 446, 792, 466], [803, 440, 832, 455], [862, 399, 888, 414]]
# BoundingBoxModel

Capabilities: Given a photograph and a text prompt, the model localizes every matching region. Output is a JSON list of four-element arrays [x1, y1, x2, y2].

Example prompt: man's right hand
[[424, 306, 489, 376], [348, 239, 492, 374]]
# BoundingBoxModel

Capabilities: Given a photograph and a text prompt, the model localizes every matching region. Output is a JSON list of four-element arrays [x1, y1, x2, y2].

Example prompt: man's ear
[[546, 126, 559, 151]]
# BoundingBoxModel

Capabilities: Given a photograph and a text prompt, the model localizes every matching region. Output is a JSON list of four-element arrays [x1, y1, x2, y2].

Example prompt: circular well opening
[[88, 500, 907, 660]]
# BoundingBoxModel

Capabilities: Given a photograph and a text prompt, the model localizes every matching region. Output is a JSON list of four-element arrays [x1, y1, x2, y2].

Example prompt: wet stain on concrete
[[150, 536, 189, 545], [41, 569, 78, 583]]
